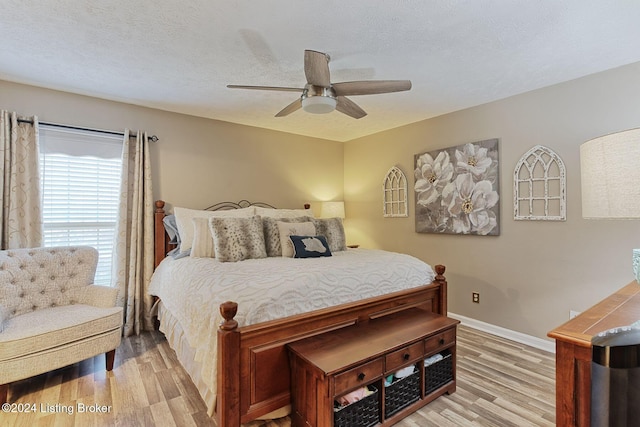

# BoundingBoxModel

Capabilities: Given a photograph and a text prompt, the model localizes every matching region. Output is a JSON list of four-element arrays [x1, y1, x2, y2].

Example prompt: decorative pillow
[[311, 217, 347, 252], [169, 248, 190, 259], [162, 214, 180, 245], [255, 206, 314, 218], [209, 216, 267, 262], [290, 235, 332, 258], [277, 221, 316, 257], [163, 214, 192, 258], [263, 216, 312, 257], [174, 206, 255, 253], [190, 217, 215, 258]]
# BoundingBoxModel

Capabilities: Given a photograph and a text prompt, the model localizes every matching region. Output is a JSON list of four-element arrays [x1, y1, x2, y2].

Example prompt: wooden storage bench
[[287, 308, 459, 426]]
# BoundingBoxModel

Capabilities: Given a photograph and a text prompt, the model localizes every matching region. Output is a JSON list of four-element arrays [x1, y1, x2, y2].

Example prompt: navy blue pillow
[[290, 235, 332, 258]]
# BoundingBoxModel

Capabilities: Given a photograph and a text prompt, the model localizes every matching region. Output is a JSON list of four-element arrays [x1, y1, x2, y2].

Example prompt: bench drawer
[[333, 358, 383, 396], [385, 341, 423, 372], [424, 327, 456, 355]]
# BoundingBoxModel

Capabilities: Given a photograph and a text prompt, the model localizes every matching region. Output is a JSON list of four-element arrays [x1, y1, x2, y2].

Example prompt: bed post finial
[[220, 301, 239, 331], [434, 264, 447, 316]]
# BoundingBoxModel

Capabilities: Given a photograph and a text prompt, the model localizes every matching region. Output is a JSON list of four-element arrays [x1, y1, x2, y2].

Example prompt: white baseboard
[[448, 312, 556, 354]]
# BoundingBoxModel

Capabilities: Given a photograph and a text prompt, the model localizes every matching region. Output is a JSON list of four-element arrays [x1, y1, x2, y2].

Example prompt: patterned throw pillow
[[311, 218, 347, 252], [290, 235, 332, 258], [276, 221, 316, 257], [209, 216, 267, 262], [263, 216, 312, 257]]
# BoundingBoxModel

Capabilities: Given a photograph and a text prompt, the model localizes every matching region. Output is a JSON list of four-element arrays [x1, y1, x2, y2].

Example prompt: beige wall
[[344, 61, 640, 341], [0, 80, 344, 212]]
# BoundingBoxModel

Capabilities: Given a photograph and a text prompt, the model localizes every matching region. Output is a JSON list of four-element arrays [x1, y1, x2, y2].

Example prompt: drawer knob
[[439, 338, 445, 345], [403, 353, 410, 361], [357, 372, 366, 381]]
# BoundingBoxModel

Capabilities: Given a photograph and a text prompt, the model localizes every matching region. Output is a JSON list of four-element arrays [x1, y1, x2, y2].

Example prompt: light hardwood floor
[[3, 325, 555, 427]]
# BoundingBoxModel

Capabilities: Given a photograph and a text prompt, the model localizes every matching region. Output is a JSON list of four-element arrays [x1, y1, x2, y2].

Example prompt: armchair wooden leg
[[0, 383, 8, 404], [106, 349, 116, 371]]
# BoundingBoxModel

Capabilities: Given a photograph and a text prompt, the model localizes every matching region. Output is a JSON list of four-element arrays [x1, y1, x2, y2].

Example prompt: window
[[39, 126, 123, 286]]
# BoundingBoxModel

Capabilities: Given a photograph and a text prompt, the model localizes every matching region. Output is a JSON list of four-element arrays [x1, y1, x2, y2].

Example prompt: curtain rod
[[16, 119, 159, 142]]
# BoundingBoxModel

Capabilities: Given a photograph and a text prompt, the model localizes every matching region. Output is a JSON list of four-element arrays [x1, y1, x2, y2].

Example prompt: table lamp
[[320, 201, 345, 219]]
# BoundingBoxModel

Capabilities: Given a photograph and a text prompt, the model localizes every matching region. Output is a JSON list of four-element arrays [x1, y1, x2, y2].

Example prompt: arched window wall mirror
[[514, 145, 566, 221], [383, 166, 409, 217]]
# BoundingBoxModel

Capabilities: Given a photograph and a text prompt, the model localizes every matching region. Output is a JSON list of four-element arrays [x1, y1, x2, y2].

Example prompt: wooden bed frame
[[153, 200, 448, 427]]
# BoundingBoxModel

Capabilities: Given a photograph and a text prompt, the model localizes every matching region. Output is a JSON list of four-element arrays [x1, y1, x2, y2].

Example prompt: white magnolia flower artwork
[[414, 139, 500, 235]]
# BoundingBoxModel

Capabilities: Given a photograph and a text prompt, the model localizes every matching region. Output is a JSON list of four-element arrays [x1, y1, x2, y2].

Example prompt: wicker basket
[[384, 367, 421, 417], [425, 351, 453, 394], [334, 384, 380, 427]]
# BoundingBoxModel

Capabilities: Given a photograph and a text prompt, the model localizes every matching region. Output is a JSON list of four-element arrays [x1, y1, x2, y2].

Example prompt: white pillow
[[190, 217, 215, 258], [255, 206, 314, 218], [277, 221, 316, 257], [174, 206, 255, 253]]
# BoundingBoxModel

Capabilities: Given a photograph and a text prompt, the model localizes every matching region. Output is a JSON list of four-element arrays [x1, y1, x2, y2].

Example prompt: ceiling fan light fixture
[[228, 50, 411, 119], [301, 96, 337, 114]]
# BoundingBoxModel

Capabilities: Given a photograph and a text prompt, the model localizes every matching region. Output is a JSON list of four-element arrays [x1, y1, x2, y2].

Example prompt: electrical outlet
[[472, 292, 480, 303]]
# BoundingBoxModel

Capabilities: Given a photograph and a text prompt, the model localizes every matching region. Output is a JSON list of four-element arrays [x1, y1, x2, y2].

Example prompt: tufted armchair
[[0, 246, 123, 403]]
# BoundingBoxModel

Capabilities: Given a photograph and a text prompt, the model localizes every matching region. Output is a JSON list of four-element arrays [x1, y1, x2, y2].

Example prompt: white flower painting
[[414, 139, 500, 235]]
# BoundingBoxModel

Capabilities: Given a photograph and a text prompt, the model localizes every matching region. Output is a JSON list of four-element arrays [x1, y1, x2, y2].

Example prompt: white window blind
[[39, 126, 123, 286]]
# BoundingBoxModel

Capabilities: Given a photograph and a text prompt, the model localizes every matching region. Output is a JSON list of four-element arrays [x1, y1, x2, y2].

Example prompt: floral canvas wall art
[[414, 139, 500, 235]]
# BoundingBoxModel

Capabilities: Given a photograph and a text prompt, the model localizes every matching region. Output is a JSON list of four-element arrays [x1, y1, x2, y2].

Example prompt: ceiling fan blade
[[336, 96, 367, 119], [275, 98, 302, 117], [304, 50, 331, 87], [332, 80, 412, 96], [227, 85, 304, 92]]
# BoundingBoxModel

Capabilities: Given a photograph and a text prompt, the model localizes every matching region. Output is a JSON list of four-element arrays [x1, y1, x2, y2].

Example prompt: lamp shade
[[581, 128, 640, 219], [320, 201, 345, 219]]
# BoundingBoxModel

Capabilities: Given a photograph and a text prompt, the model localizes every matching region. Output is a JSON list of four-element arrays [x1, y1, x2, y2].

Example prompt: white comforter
[[148, 248, 435, 415]]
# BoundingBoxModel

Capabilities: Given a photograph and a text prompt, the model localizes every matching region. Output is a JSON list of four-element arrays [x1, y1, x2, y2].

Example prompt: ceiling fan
[[227, 50, 412, 119]]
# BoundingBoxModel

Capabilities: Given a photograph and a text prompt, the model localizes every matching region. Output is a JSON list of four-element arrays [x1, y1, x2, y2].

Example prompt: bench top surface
[[287, 308, 459, 374]]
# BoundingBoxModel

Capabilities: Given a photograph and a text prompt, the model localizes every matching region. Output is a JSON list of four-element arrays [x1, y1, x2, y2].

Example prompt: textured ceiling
[[2, 1, 640, 142]]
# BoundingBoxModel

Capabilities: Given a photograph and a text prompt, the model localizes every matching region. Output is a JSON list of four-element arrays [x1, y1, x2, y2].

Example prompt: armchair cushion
[[0, 304, 122, 362]]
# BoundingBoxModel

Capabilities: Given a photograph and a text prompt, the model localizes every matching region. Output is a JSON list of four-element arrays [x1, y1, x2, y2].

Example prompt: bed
[[149, 200, 448, 427]]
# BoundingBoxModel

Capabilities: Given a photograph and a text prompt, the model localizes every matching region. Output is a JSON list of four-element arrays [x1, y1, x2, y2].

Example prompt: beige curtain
[[0, 111, 42, 249], [113, 130, 154, 336]]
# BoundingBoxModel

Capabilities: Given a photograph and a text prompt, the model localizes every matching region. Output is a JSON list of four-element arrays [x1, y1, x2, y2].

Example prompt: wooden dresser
[[547, 281, 640, 427], [287, 308, 459, 427]]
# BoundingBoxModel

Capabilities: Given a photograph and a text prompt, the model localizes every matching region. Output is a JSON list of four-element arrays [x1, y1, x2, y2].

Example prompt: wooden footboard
[[217, 267, 447, 427]]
